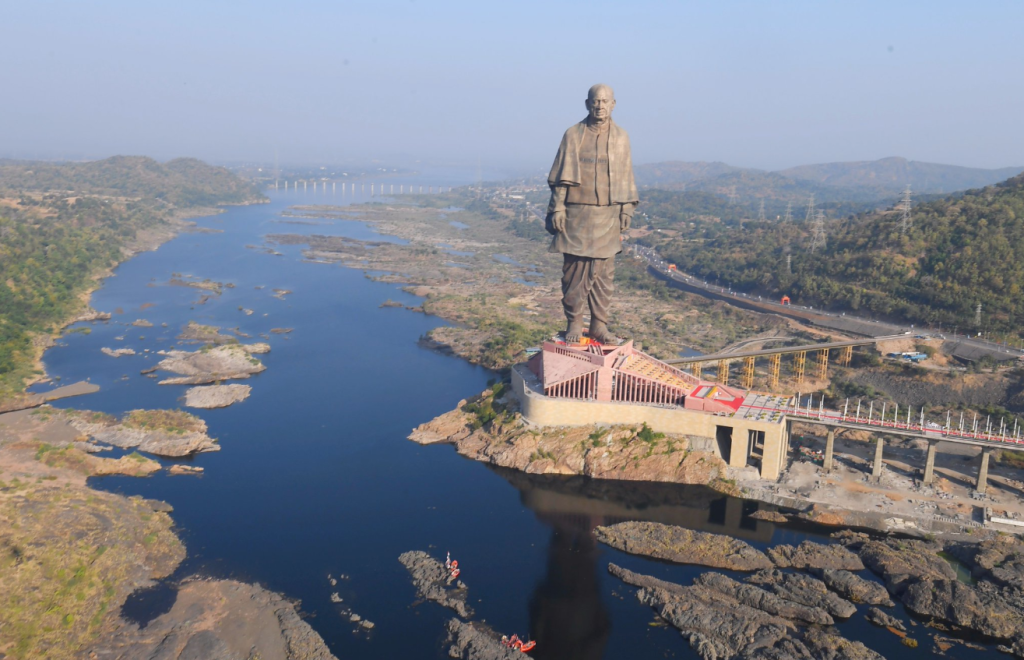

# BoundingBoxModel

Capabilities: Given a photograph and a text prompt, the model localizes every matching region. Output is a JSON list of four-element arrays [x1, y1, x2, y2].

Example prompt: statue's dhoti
[[553, 204, 620, 333], [562, 253, 615, 331]]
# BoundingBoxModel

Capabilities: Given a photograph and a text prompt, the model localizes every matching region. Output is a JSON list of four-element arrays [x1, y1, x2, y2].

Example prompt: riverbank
[[0, 405, 336, 659], [261, 198, 788, 369], [409, 385, 739, 495]]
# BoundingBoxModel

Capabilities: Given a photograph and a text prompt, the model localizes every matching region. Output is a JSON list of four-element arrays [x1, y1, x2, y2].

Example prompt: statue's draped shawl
[[547, 119, 639, 204]]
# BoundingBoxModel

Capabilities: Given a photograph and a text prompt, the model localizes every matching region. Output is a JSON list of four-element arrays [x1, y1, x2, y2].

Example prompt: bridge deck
[[763, 404, 1024, 450], [665, 335, 902, 365]]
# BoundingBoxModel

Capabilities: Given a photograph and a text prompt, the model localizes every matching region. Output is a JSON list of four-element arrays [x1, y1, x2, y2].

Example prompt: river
[[30, 179, 973, 659]]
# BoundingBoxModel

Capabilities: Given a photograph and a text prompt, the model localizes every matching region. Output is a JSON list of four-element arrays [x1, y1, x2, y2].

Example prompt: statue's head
[[585, 84, 615, 123]]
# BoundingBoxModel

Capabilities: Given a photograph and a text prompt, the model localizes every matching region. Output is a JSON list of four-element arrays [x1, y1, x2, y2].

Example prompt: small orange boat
[[501, 635, 536, 653]]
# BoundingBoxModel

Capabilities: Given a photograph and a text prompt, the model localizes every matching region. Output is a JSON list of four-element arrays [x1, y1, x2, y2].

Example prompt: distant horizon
[[2, 152, 1021, 179], [2, 1, 1022, 171]]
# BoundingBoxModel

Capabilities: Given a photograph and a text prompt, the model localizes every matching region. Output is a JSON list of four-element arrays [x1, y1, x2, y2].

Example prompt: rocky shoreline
[[595, 520, 1024, 658], [409, 386, 737, 493], [0, 401, 336, 659], [399, 549, 533, 659]]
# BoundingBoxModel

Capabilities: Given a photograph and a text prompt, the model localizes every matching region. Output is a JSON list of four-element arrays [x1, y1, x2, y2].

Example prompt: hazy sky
[[2, 1, 1022, 172]]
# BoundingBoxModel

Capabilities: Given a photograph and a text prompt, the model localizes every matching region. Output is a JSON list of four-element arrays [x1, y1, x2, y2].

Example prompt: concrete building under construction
[[512, 340, 792, 479]]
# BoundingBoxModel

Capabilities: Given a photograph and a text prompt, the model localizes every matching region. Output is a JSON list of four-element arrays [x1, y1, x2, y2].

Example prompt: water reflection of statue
[[527, 527, 611, 660], [546, 84, 639, 345]]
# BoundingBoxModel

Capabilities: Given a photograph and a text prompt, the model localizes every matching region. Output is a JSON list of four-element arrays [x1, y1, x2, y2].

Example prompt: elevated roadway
[[665, 336, 904, 365]]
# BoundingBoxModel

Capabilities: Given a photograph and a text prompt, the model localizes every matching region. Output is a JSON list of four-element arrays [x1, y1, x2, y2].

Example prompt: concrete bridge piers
[[813, 426, 994, 494], [923, 441, 937, 484], [823, 427, 835, 471], [872, 436, 885, 480], [978, 449, 992, 495]]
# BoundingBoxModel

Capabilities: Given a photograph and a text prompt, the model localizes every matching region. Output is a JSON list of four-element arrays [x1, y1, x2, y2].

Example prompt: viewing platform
[[512, 339, 792, 479]]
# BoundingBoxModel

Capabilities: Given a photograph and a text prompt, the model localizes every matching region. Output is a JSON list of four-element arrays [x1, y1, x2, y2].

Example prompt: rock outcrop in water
[[693, 572, 834, 625], [184, 383, 252, 409], [856, 538, 956, 593], [399, 550, 473, 618], [444, 619, 523, 660], [945, 536, 1024, 588], [63, 408, 219, 457], [177, 320, 238, 345], [101, 347, 136, 357], [865, 606, 905, 632], [607, 563, 883, 660], [746, 569, 857, 619], [843, 533, 1024, 649], [900, 578, 1024, 639], [155, 343, 267, 385], [409, 387, 735, 491], [768, 540, 864, 571], [810, 568, 893, 606], [594, 521, 773, 571], [86, 579, 338, 660], [749, 509, 788, 523]]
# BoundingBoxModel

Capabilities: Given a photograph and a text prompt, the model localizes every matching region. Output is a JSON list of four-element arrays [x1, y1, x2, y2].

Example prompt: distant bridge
[[663, 335, 907, 389]]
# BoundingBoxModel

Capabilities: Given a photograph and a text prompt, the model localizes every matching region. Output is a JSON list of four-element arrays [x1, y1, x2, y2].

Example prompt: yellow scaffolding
[[793, 350, 806, 384], [817, 348, 829, 380], [717, 359, 729, 385], [690, 362, 702, 379], [741, 356, 755, 389], [838, 345, 853, 366], [768, 353, 781, 388]]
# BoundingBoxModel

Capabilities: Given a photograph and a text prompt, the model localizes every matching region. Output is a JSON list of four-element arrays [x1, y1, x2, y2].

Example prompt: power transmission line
[[757, 199, 766, 222], [899, 185, 912, 235], [809, 210, 827, 252], [783, 201, 793, 223], [804, 194, 816, 222]]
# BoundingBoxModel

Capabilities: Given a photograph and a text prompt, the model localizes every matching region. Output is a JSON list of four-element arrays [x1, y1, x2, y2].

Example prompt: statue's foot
[[588, 322, 622, 345], [565, 322, 584, 344]]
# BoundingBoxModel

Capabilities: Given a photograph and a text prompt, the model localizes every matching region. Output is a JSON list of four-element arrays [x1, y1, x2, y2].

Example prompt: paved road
[[629, 243, 1024, 362]]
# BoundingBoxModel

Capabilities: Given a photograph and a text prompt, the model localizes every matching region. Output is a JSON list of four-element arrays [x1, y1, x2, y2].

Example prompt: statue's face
[[585, 87, 615, 123]]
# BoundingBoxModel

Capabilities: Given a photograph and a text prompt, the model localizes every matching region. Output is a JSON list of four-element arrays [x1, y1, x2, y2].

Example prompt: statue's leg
[[587, 255, 617, 343], [561, 254, 592, 343]]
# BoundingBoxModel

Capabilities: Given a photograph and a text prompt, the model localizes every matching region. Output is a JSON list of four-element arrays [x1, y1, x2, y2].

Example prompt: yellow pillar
[[768, 353, 781, 388], [718, 360, 729, 385], [816, 349, 829, 380], [742, 356, 755, 389], [793, 351, 806, 384]]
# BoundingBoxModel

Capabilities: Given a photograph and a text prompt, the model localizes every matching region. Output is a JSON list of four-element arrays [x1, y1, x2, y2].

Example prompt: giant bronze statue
[[546, 84, 638, 345]]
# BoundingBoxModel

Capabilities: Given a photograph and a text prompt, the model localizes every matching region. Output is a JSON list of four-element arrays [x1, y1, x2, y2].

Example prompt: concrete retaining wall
[[512, 364, 788, 479]]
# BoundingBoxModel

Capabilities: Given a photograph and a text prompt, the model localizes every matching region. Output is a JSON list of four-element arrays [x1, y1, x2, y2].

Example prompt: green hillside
[[0, 155, 261, 206], [639, 188, 884, 231], [780, 157, 1023, 195], [648, 172, 1024, 337], [0, 157, 265, 395], [635, 157, 1022, 212]]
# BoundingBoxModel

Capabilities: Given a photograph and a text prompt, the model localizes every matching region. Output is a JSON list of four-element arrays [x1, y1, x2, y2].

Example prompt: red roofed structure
[[527, 339, 747, 414]]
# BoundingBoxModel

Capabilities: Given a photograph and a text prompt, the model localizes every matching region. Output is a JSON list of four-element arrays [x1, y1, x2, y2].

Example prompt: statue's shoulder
[[561, 120, 587, 140], [610, 121, 631, 140]]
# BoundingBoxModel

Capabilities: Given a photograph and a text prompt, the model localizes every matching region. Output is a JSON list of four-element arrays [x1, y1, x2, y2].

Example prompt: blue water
[[30, 186, 974, 660]]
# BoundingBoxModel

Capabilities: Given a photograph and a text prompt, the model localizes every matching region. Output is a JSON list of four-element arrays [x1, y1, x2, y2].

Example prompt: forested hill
[[0, 156, 264, 396], [779, 157, 1023, 196], [650, 172, 1024, 336], [635, 157, 1023, 212], [0, 155, 263, 207]]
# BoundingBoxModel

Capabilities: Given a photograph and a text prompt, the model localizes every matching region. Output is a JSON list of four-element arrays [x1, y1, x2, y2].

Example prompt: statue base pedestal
[[555, 328, 624, 348]]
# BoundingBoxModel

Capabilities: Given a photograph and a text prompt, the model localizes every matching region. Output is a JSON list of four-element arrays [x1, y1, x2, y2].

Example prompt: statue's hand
[[619, 213, 631, 231], [551, 210, 567, 233]]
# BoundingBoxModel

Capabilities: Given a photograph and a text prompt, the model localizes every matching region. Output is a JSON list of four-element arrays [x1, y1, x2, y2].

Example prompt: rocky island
[[409, 385, 736, 492]]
